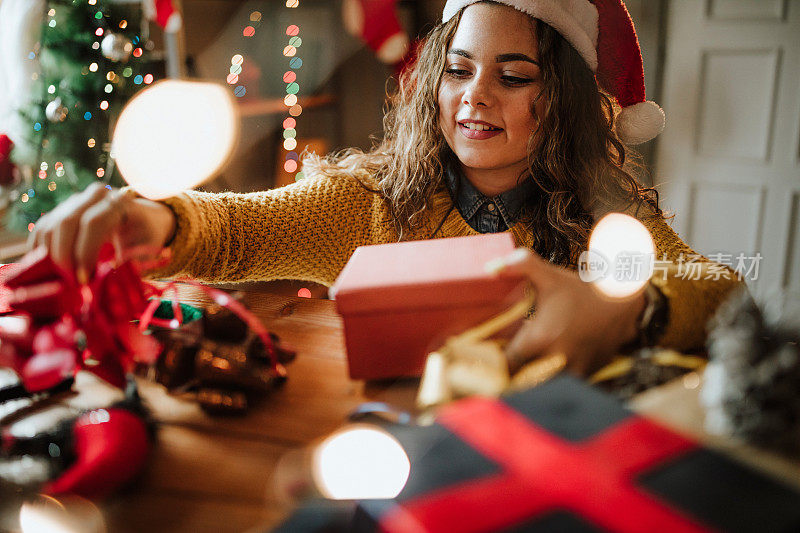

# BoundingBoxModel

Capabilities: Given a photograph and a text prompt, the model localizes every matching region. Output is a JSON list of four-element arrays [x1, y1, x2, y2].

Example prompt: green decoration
[[7, 0, 161, 232]]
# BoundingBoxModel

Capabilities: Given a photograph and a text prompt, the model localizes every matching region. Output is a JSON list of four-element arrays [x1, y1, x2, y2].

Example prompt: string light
[[281, 16, 304, 180]]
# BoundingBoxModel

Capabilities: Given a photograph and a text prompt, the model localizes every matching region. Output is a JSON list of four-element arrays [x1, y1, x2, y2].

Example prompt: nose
[[461, 72, 494, 108]]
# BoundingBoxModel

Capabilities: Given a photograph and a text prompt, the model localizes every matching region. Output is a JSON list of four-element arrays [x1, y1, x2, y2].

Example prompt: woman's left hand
[[490, 248, 646, 375]]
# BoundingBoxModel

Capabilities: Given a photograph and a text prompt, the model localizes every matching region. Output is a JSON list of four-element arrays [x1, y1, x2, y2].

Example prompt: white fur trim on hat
[[615, 101, 665, 145], [442, 0, 599, 70]]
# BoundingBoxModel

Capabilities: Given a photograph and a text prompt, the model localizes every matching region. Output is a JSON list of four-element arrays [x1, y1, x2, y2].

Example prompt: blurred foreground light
[[580, 213, 655, 298], [20, 495, 105, 533], [112, 80, 238, 200], [313, 425, 410, 500]]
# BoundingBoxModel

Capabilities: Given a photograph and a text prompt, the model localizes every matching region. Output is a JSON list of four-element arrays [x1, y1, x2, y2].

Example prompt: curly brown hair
[[303, 1, 662, 266]]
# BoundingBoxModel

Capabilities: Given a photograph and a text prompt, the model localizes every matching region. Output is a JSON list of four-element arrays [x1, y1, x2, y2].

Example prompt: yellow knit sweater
[[150, 175, 743, 352]]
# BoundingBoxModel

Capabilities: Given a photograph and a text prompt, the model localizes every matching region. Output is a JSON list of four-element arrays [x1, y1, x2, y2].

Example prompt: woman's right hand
[[29, 183, 177, 281]]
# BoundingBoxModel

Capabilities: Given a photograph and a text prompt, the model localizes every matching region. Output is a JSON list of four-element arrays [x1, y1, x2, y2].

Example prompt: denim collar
[[444, 161, 537, 230]]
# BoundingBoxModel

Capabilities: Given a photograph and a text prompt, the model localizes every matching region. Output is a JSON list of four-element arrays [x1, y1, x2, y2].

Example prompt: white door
[[654, 0, 800, 313]]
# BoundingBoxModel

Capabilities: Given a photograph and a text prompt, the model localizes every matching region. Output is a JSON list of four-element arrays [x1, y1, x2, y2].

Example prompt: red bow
[[0, 246, 160, 391]]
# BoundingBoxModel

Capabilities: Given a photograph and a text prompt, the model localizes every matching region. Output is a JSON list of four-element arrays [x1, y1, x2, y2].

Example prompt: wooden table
[[1, 287, 417, 533], [3, 287, 800, 532]]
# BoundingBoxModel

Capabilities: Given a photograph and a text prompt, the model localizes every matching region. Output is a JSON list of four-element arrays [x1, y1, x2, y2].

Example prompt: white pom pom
[[615, 101, 665, 145]]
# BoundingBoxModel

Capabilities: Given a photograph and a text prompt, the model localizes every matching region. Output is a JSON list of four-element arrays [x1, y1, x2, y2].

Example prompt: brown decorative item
[[145, 297, 296, 414]]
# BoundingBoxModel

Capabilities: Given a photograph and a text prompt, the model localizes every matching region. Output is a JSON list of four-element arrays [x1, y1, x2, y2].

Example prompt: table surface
[[3, 286, 800, 533]]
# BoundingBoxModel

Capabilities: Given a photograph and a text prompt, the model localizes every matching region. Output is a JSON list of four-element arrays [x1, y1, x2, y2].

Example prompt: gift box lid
[[331, 234, 524, 315]]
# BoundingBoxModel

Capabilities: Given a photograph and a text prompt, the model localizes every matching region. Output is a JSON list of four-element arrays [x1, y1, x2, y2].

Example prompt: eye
[[501, 75, 534, 86], [445, 68, 470, 79]]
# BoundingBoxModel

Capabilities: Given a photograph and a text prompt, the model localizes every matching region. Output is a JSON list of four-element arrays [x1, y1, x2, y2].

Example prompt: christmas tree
[[7, 0, 160, 233]]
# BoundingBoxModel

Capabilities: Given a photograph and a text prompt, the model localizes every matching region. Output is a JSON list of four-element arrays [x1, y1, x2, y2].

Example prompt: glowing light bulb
[[313, 426, 410, 499], [112, 80, 238, 200], [580, 213, 655, 298]]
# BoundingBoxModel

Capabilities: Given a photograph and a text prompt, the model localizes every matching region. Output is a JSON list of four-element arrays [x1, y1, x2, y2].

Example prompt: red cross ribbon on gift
[[380, 397, 709, 533]]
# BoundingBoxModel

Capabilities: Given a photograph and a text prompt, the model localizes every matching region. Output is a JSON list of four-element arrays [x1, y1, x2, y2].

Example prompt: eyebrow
[[447, 48, 540, 66]]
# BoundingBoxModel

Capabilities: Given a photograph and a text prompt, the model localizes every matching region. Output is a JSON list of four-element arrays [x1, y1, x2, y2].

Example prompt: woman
[[30, 0, 742, 374]]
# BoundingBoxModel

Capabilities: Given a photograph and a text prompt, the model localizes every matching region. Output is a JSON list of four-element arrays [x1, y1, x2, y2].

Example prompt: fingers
[[28, 183, 116, 277], [485, 248, 555, 288], [73, 190, 128, 279]]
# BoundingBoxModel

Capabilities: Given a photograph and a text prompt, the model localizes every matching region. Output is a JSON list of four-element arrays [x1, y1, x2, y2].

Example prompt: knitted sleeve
[[638, 212, 745, 352], [145, 175, 394, 286]]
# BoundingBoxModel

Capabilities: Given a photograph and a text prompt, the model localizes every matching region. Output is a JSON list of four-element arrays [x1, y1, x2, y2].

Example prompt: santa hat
[[442, 0, 665, 145]]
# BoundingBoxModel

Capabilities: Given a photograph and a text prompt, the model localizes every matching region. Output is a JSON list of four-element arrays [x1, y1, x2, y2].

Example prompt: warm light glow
[[284, 159, 298, 173], [112, 80, 238, 200], [582, 213, 655, 298], [19, 496, 75, 533], [20, 496, 105, 533], [313, 426, 410, 500]]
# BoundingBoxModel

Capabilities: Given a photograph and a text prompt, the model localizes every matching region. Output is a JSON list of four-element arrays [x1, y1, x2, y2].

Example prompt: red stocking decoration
[[342, 0, 410, 65], [0, 134, 17, 186], [144, 0, 182, 32]]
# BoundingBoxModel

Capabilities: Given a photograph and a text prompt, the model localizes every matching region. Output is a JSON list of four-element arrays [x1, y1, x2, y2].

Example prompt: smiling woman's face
[[437, 3, 544, 186]]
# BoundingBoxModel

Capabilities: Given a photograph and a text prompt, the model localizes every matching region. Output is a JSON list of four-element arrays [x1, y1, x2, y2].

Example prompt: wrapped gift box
[[331, 234, 525, 380], [279, 374, 800, 532]]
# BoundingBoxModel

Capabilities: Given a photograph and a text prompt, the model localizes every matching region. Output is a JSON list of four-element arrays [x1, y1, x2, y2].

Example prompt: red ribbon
[[0, 244, 286, 392]]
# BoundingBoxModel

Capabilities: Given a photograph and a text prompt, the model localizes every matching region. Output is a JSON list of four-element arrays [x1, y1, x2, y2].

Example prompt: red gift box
[[331, 234, 525, 380]]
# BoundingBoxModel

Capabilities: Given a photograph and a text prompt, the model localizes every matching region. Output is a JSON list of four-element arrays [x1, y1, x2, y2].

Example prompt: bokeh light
[[313, 426, 410, 500], [250, 11, 262, 22], [283, 46, 297, 57], [283, 71, 296, 83], [284, 94, 298, 107], [231, 54, 244, 66], [283, 138, 297, 150], [112, 80, 238, 200], [243, 26, 255, 37], [297, 287, 312, 298], [286, 25, 300, 36], [583, 213, 655, 298], [283, 117, 296, 129], [133, 47, 143, 58], [284, 159, 298, 173], [289, 104, 302, 117], [100, 100, 109, 110]]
